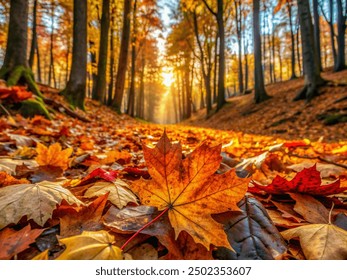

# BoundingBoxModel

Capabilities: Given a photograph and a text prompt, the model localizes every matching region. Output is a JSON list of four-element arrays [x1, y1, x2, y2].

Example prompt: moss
[[7, 66, 25, 86], [23, 68, 43, 98], [323, 114, 347, 125], [19, 99, 52, 120]]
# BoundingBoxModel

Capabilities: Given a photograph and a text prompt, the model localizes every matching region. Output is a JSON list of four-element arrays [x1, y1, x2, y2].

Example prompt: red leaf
[[84, 168, 118, 182], [250, 165, 345, 196]]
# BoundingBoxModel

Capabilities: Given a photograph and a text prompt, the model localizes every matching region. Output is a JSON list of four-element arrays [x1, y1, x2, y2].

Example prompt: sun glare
[[161, 68, 175, 88]]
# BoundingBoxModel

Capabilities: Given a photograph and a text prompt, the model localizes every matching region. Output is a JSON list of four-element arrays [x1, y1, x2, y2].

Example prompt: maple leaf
[[35, 142, 73, 171], [250, 165, 346, 195], [0, 181, 83, 229], [59, 193, 108, 237], [56, 230, 124, 260], [84, 180, 138, 209], [0, 225, 43, 260], [282, 224, 347, 259], [131, 132, 249, 250], [0, 171, 29, 188]]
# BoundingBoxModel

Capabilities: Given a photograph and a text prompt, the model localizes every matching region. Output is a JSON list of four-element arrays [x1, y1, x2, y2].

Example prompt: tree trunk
[[29, 0, 38, 70], [253, 0, 270, 103], [0, 0, 42, 98], [328, 0, 337, 67], [216, 0, 226, 110], [108, 14, 116, 106], [334, 0, 346, 72], [296, 27, 302, 75], [235, 0, 243, 94], [48, 0, 56, 88], [62, 0, 87, 110], [287, 2, 297, 79], [312, 0, 322, 71], [112, 0, 132, 112], [95, 0, 110, 103], [213, 32, 218, 104], [137, 51, 145, 119], [127, 0, 137, 117], [294, 0, 325, 101]]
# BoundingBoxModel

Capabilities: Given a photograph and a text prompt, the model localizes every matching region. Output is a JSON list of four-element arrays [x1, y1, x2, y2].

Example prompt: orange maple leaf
[[35, 142, 73, 171], [132, 132, 249, 250]]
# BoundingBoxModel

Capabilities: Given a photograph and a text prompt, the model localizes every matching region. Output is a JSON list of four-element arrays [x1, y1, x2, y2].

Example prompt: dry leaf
[[132, 132, 249, 250], [282, 224, 347, 260], [0, 181, 83, 229], [57, 230, 123, 260], [35, 142, 73, 170], [84, 180, 138, 209], [0, 225, 43, 260]]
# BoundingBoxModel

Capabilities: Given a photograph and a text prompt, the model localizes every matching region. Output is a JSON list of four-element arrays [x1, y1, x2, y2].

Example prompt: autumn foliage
[[0, 96, 346, 260]]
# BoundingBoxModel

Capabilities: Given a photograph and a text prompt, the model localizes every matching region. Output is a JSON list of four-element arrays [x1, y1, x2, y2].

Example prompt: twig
[[0, 102, 11, 117]]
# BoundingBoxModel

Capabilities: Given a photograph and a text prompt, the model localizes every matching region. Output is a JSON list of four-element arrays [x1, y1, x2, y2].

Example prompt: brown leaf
[[0, 225, 43, 260], [282, 224, 347, 260], [59, 193, 108, 237], [289, 193, 329, 224]]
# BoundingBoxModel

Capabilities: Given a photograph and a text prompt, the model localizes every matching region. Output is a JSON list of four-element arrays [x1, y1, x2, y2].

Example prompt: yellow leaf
[[32, 250, 49, 260], [84, 180, 138, 209], [282, 224, 347, 259], [57, 231, 123, 260], [35, 142, 73, 170]]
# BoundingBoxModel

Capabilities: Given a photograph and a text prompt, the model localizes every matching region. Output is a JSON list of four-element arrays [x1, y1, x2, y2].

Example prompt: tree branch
[[201, 0, 217, 17]]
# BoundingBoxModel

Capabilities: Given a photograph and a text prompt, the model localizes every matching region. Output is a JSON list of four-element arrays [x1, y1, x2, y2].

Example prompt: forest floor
[[185, 69, 347, 143], [0, 72, 347, 260]]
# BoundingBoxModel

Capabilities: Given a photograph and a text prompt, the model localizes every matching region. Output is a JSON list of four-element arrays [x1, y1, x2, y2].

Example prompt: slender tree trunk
[[90, 42, 98, 100], [137, 52, 145, 119], [294, 0, 325, 101], [49, 0, 56, 88], [108, 15, 115, 106], [312, 0, 322, 71], [287, 2, 297, 79], [213, 32, 218, 104], [95, 0, 110, 103], [127, 0, 137, 116], [253, 0, 270, 103], [296, 27, 302, 75], [235, 0, 243, 94], [62, 0, 87, 110], [216, 0, 226, 110], [334, 0, 346, 71], [271, 21, 276, 83], [328, 0, 337, 67], [36, 40, 42, 83], [29, 0, 38, 69], [112, 0, 132, 112]]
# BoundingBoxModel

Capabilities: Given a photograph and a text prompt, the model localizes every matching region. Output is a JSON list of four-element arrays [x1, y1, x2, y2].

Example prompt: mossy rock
[[19, 99, 52, 120]]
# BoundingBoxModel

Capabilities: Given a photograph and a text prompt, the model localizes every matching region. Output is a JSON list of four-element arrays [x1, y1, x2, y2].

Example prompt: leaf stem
[[120, 207, 170, 251], [328, 202, 334, 224]]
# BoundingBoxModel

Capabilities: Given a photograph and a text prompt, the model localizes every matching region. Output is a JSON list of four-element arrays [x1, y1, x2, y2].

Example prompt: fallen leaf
[[132, 132, 249, 250], [128, 243, 158, 260], [84, 180, 138, 209], [35, 142, 73, 171], [289, 193, 329, 224], [56, 230, 123, 260], [0, 158, 38, 175], [213, 195, 287, 260], [59, 193, 108, 237], [31, 250, 49, 260], [250, 165, 346, 195], [0, 172, 29, 188], [282, 224, 347, 260], [0, 181, 83, 229], [0, 225, 44, 260]]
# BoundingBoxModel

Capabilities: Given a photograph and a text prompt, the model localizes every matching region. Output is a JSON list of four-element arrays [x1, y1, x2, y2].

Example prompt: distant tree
[[0, 0, 42, 97], [112, 0, 132, 112], [95, 0, 110, 103], [312, 0, 322, 71], [61, 0, 87, 110], [253, 0, 270, 103], [294, 0, 324, 101], [335, 0, 346, 71]]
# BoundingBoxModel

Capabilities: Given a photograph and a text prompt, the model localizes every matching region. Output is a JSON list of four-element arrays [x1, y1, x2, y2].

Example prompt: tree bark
[[334, 0, 346, 71], [29, 0, 38, 70], [235, 0, 243, 94], [95, 0, 110, 103], [294, 0, 324, 101], [287, 1, 297, 79], [253, 0, 270, 103], [127, 0, 137, 117], [112, 0, 132, 112], [216, 0, 226, 110], [62, 0, 87, 110], [312, 0, 322, 71]]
